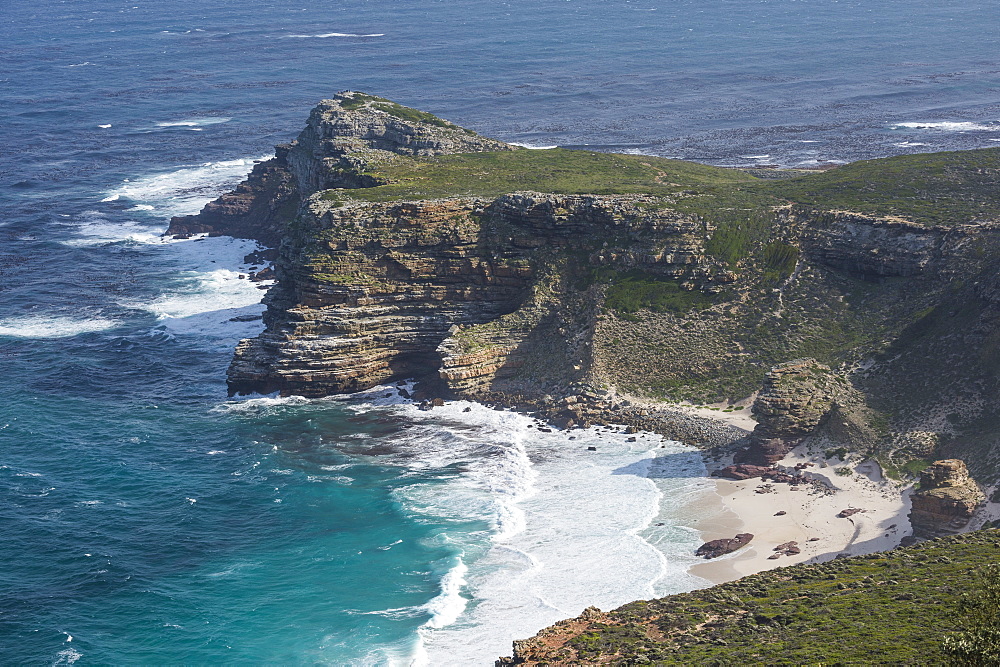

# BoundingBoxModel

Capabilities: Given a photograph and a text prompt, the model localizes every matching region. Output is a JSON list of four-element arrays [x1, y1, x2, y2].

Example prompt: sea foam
[[332, 393, 711, 666], [0, 314, 118, 339]]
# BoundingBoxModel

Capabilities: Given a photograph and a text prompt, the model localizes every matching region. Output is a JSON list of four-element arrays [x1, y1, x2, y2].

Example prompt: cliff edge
[[180, 93, 1000, 485]]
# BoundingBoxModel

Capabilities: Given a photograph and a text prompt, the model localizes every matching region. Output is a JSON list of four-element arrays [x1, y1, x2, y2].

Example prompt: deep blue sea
[[3, 1, 1000, 663]]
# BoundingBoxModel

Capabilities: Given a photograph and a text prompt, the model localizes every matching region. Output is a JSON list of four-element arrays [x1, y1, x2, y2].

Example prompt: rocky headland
[[174, 93, 1000, 663]]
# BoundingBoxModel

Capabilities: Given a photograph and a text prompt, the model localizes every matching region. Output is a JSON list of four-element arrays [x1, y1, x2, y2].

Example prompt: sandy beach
[[689, 444, 911, 584]]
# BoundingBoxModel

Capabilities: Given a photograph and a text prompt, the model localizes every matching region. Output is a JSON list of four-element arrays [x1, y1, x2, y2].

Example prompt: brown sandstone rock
[[737, 359, 858, 465], [909, 459, 985, 538]]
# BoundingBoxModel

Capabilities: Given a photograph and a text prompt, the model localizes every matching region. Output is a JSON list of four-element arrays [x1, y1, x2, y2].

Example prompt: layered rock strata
[[733, 359, 863, 465], [909, 459, 985, 537], [228, 191, 731, 397], [179, 95, 1000, 483]]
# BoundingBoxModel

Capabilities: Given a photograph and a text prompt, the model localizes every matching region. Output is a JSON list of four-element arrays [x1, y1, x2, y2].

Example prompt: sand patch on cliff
[[690, 444, 911, 584]]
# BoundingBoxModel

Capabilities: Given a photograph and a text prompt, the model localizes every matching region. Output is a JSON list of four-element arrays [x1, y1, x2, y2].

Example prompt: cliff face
[[909, 459, 986, 537], [228, 190, 731, 397], [187, 94, 1000, 479]]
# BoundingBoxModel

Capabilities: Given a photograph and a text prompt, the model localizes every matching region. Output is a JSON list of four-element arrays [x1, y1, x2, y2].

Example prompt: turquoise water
[[3, 0, 1000, 663]]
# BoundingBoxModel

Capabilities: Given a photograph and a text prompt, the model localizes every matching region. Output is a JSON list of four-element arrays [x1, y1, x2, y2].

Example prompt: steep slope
[[496, 529, 1000, 665], [180, 93, 1000, 480]]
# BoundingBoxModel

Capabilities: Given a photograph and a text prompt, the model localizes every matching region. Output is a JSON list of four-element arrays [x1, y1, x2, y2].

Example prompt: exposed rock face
[[180, 96, 1000, 490], [739, 359, 842, 465], [228, 191, 731, 397], [909, 459, 985, 537], [798, 210, 962, 278], [166, 148, 297, 246], [166, 91, 513, 245]]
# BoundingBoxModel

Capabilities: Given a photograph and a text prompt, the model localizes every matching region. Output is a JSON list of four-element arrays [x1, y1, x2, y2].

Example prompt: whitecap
[[740, 154, 771, 159], [154, 117, 231, 128], [206, 450, 226, 455], [0, 315, 117, 339], [420, 557, 469, 629], [117, 236, 272, 341], [98, 124, 112, 129], [53, 648, 82, 665], [104, 155, 268, 218], [58, 211, 162, 247], [284, 32, 385, 38], [892, 121, 997, 132], [100, 193, 119, 201], [127, 204, 155, 211], [408, 404, 709, 665], [509, 142, 558, 150], [893, 141, 928, 147], [215, 394, 312, 415]]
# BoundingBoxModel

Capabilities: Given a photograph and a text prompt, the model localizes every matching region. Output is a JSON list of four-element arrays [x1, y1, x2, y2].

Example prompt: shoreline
[[687, 444, 911, 584]]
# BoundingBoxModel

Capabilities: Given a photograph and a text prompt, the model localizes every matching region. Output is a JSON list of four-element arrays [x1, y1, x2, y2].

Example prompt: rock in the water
[[909, 459, 985, 537], [695, 533, 754, 559]]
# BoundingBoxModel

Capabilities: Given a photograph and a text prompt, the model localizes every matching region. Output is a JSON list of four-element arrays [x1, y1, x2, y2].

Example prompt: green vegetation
[[525, 530, 1000, 665], [338, 92, 390, 111], [321, 148, 760, 203], [702, 207, 776, 266], [372, 101, 465, 130], [942, 563, 1000, 664], [589, 268, 718, 318], [767, 147, 1000, 225], [762, 240, 799, 285]]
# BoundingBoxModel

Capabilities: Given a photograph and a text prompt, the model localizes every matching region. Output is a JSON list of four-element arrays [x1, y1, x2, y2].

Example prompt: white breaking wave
[[53, 648, 82, 665], [0, 315, 118, 339], [892, 121, 998, 132], [509, 142, 558, 150], [285, 32, 385, 38], [155, 117, 232, 128], [105, 155, 268, 218], [350, 396, 708, 666], [421, 557, 470, 629], [222, 388, 711, 666], [126, 236, 272, 342]]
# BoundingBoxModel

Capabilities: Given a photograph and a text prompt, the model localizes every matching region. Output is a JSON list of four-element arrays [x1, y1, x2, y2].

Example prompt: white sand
[[689, 444, 912, 584]]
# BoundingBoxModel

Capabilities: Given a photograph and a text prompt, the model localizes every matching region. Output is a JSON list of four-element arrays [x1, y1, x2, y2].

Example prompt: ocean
[[2, 0, 999, 663]]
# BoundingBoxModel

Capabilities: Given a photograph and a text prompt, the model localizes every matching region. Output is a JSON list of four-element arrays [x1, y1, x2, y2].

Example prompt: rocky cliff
[[909, 459, 986, 537], [184, 93, 1000, 481], [166, 92, 512, 245]]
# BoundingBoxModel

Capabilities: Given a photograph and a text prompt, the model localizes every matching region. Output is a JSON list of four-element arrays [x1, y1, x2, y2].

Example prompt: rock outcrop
[[179, 95, 1000, 485], [167, 91, 513, 245], [695, 533, 754, 559], [734, 359, 848, 465], [228, 191, 732, 397], [909, 459, 985, 537]]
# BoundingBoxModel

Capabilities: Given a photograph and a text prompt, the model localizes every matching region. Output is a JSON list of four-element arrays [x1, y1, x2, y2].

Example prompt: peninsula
[[169, 93, 1000, 663]]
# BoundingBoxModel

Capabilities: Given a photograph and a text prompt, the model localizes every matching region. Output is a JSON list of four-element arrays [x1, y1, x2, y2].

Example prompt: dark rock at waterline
[[695, 533, 754, 559]]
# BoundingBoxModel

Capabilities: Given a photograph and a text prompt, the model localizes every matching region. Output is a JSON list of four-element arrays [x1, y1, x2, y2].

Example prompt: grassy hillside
[[504, 529, 1000, 665], [767, 147, 1000, 225], [323, 148, 761, 202], [325, 145, 1000, 227]]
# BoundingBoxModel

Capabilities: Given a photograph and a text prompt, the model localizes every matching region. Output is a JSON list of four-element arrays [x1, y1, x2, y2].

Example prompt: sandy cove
[[689, 442, 912, 584], [627, 401, 914, 585]]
